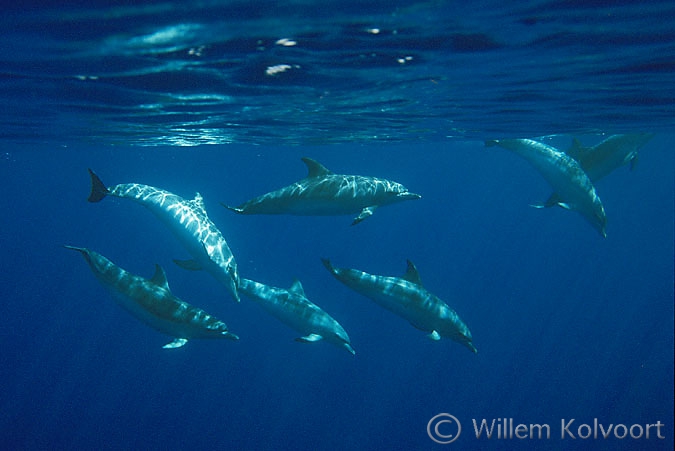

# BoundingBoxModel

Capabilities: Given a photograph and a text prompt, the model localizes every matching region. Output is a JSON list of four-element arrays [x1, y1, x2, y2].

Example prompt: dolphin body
[[223, 157, 421, 225], [541, 133, 654, 207], [65, 246, 239, 348], [322, 259, 477, 353], [88, 169, 240, 302], [238, 277, 355, 355], [485, 138, 607, 237], [566, 133, 654, 181]]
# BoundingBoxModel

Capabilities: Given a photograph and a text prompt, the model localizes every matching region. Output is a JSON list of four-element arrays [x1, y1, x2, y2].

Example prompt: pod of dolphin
[[66, 134, 652, 354]]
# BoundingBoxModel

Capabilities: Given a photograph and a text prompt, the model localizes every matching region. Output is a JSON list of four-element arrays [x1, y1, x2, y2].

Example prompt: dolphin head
[[330, 325, 355, 355], [443, 321, 478, 354], [383, 182, 421, 203], [455, 330, 478, 354]]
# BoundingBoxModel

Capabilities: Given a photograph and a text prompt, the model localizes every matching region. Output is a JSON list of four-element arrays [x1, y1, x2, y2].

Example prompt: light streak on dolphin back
[[87, 169, 240, 302]]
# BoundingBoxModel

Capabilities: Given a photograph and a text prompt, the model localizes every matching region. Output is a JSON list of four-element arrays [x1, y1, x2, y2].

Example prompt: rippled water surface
[[2, 0, 674, 145]]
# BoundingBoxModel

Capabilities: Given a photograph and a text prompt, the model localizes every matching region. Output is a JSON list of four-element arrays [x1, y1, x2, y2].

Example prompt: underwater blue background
[[1, 1, 673, 450]]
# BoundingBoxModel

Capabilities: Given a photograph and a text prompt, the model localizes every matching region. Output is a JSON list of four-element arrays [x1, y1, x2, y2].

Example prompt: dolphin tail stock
[[220, 202, 245, 214], [87, 169, 110, 203]]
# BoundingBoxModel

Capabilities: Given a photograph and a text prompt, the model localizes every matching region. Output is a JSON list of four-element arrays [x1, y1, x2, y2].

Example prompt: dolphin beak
[[399, 192, 422, 200]]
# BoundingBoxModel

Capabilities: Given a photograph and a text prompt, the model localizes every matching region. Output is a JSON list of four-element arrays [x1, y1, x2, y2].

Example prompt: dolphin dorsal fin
[[150, 264, 170, 291], [403, 260, 423, 285], [566, 138, 585, 161], [289, 279, 306, 297], [191, 192, 207, 213], [301, 157, 332, 178]]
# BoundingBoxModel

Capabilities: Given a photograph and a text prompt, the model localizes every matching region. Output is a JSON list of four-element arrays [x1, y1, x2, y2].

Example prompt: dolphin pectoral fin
[[221, 202, 245, 214], [531, 193, 563, 209], [224, 331, 240, 341], [427, 330, 441, 341], [629, 154, 638, 171], [163, 338, 188, 349], [173, 259, 203, 271], [296, 334, 323, 343], [352, 206, 377, 225], [556, 202, 572, 210]]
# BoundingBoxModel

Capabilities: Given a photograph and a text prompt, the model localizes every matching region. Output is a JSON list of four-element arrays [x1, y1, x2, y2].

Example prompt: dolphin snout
[[399, 192, 421, 200]]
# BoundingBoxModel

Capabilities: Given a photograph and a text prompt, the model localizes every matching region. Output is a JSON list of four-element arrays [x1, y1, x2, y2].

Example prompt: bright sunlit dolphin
[[322, 259, 477, 353], [223, 157, 421, 225], [87, 169, 240, 302], [485, 138, 607, 237], [65, 246, 239, 348], [239, 277, 355, 355]]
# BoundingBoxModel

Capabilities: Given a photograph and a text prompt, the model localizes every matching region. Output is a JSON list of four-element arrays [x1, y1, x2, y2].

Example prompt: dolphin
[[566, 133, 654, 180], [65, 246, 239, 348], [485, 138, 607, 237], [223, 157, 421, 225], [238, 277, 355, 355], [541, 133, 654, 207], [87, 169, 240, 302], [322, 259, 477, 353]]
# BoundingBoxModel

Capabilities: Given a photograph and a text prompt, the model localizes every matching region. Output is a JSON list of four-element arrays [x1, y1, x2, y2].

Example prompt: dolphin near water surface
[[486, 138, 607, 237], [541, 133, 654, 208]]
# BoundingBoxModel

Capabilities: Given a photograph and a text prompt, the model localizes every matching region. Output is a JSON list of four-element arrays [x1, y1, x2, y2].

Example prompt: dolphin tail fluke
[[321, 258, 336, 275], [220, 202, 245, 214], [87, 169, 109, 203], [63, 245, 88, 256]]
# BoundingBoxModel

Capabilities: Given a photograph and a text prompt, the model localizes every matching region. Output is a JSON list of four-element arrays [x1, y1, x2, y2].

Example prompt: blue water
[[1, 1, 673, 450]]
